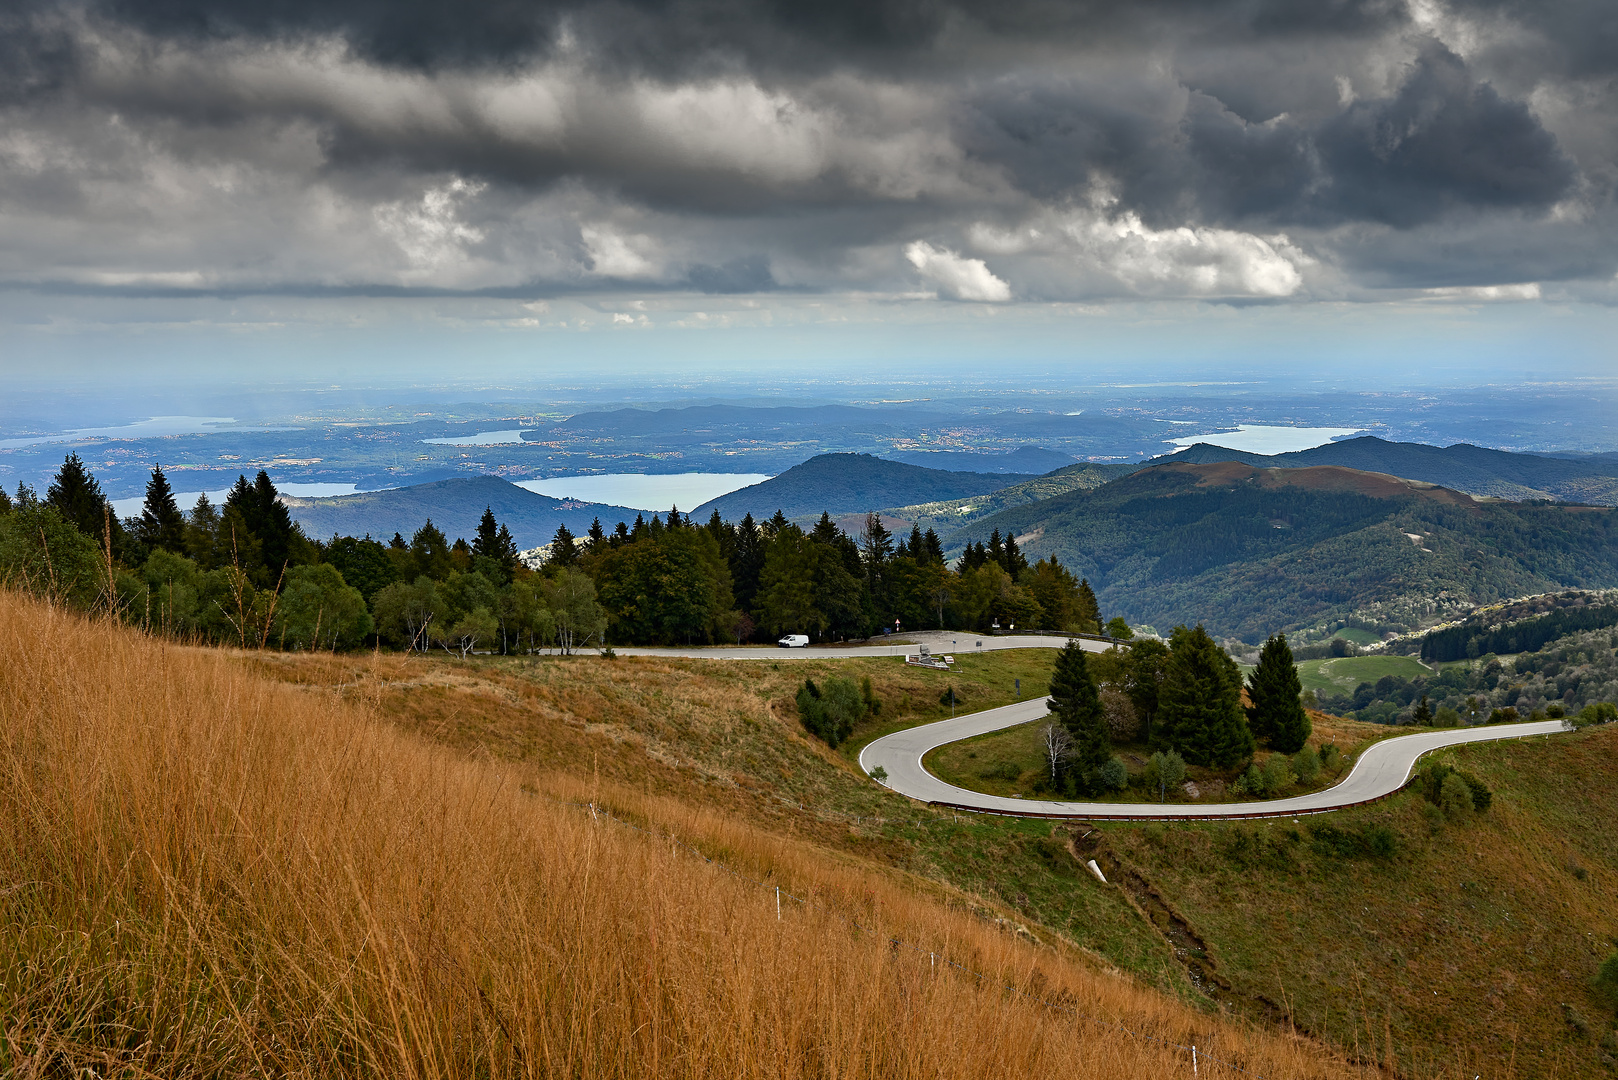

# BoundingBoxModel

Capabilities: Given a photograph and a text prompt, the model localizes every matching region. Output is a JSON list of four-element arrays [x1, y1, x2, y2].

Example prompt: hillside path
[[612, 632, 1105, 660]]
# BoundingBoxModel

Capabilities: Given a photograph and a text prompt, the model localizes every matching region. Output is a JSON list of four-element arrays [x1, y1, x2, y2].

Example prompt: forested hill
[[693, 453, 1037, 523], [1159, 436, 1618, 504], [951, 461, 1618, 642], [282, 477, 638, 549], [886, 460, 1138, 537]]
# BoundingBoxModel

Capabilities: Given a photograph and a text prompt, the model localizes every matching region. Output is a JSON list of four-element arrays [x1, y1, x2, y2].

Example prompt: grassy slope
[[1, 591, 1362, 1080], [1103, 725, 1618, 1078], [888, 463, 1134, 539], [1297, 654, 1433, 695], [250, 647, 1184, 989]]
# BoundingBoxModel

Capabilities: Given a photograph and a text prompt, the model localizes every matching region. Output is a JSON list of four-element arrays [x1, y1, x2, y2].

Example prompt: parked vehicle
[[778, 634, 809, 648]]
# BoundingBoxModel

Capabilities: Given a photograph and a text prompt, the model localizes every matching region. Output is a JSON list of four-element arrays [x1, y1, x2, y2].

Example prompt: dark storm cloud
[[0, 0, 1611, 298]]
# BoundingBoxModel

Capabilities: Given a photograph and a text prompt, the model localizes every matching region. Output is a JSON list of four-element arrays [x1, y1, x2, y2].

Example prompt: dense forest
[[1316, 627, 1618, 725], [0, 456, 1112, 654], [952, 464, 1618, 641]]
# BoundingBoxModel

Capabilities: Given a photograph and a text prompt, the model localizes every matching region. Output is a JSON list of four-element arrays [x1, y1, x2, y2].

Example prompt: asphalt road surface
[[858, 704, 1567, 820], [612, 633, 1112, 660]]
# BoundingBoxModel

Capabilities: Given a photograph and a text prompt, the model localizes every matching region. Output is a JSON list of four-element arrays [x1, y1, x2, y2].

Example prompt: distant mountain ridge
[[886, 461, 1137, 535], [1158, 436, 1618, 505], [947, 461, 1618, 641], [693, 453, 1038, 523], [282, 476, 640, 550]]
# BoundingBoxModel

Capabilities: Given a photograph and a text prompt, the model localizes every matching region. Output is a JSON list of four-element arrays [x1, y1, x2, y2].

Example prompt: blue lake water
[[1170, 424, 1362, 455], [110, 482, 372, 519], [0, 415, 287, 449], [517, 473, 772, 512], [421, 429, 528, 446]]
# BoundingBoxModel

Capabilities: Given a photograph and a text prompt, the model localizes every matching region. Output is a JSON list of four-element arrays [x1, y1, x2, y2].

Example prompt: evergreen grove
[[0, 459, 1114, 655]]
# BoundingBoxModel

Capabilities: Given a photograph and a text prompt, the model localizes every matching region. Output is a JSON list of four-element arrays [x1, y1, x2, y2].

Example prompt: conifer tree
[[589, 517, 607, 550], [137, 465, 187, 552], [1048, 642, 1109, 776], [46, 452, 114, 539], [549, 523, 580, 568], [0, 485, 11, 514], [922, 527, 944, 564], [472, 506, 502, 561], [1075, 578, 1102, 634], [1157, 625, 1254, 767], [1245, 633, 1310, 752], [1413, 695, 1433, 726]]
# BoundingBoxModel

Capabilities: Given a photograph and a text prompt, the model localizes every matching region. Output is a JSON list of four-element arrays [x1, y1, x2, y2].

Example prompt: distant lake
[[0, 415, 285, 450], [1171, 424, 1362, 455], [110, 482, 376, 518], [518, 473, 772, 512], [422, 429, 528, 446]]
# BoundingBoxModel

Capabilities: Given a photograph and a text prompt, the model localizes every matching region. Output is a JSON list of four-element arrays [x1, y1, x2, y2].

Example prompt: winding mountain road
[[607, 633, 1568, 819], [859, 706, 1566, 820]]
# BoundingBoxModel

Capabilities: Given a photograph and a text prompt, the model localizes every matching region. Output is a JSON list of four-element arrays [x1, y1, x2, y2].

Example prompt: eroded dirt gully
[[1065, 826, 1291, 1030]]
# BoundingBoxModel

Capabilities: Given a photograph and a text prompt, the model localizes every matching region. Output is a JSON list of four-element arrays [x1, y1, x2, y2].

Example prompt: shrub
[[868, 765, 888, 784], [1141, 750, 1187, 802], [1292, 746, 1321, 787], [1487, 706, 1520, 724], [860, 675, 882, 716], [981, 761, 1022, 782], [1594, 952, 1618, 1011], [1576, 702, 1618, 727], [1433, 705, 1461, 727], [1308, 823, 1398, 861], [1438, 773, 1473, 819], [797, 676, 867, 748], [1460, 772, 1492, 813], [1095, 756, 1129, 792], [1261, 754, 1293, 795], [1319, 743, 1345, 772]]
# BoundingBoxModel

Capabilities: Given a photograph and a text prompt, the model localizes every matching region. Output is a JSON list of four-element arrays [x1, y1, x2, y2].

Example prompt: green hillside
[[1163, 436, 1618, 505], [950, 462, 1618, 643], [694, 452, 1038, 523], [888, 461, 1136, 535]]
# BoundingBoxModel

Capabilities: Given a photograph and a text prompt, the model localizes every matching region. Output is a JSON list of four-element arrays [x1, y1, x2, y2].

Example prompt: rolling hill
[[950, 461, 1618, 642], [886, 461, 1138, 535], [693, 452, 1038, 523], [282, 476, 639, 549], [1159, 436, 1618, 504]]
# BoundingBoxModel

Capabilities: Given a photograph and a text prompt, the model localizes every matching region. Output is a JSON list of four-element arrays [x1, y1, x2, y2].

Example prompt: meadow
[[0, 588, 1363, 1079]]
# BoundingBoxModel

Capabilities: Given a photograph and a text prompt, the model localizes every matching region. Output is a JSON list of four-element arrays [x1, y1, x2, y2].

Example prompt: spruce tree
[[1413, 695, 1433, 727], [549, 523, 580, 568], [1245, 633, 1310, 752], [472, 507, 502, 561], [0, 485, 11, 514], [1075, 578, 1101, 634], [137, 465, 187, 552], [1048, 642, 1108, 775], [1157, 625, 1254, 767], [46, 452, 113, 539]]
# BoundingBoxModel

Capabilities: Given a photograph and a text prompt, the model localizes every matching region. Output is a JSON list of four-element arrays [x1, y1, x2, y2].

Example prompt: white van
[[778, 634, 809, 648]]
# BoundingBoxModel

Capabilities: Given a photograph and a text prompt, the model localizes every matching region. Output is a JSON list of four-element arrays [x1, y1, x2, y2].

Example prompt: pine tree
[[588, 517, 607, 550], [46, 452, 113, 539], [550, 523, 580, 567], [137, 465, 187, 552], [1413, 695, 1433, 726], [410, 519, 452, 579], [472, 506, 502, 560], [1245, 633, 1310, 752], [1048, 642, 1108, 774], [1075, 578, 1101, 634], [0, 486, 11, 514], [1157, 625, 1254, 767], [922, 528, 944, 565]]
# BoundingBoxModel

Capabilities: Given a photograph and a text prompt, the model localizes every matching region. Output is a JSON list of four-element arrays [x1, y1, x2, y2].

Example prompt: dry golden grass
[[0, 589, 1366, 1078]]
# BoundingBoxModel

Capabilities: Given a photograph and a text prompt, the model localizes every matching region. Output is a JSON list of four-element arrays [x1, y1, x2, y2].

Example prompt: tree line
[[0, 456, 1121, 654]]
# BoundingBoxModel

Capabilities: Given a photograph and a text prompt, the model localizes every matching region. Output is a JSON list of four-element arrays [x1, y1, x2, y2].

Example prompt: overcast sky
[[2, 0, 1615, 385]]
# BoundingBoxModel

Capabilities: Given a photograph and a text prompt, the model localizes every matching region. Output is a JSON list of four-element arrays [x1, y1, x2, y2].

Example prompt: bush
[[1438, 773, 1474, 819], [1319, 743, 1345, 772], [1594, 952, 1618, 1011], [1141, 750, 1187, 802], [1293, 746, 1321, 787], [1261, 753, 1293, 795], [1095, 756, 1129, 792], [868, 765, 888, 784], [1308, 823, 1398, 861], [797, 676, 866, 748], [1460, 772, 1492, 813], [1575, 702, 1618, 727], [860, 675, 882, 716], [1434, 705, 1461, 727], [1487, 706, 1520, 724]]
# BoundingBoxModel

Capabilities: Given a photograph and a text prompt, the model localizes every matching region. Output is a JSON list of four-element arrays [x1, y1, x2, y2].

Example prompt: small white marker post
[[775, 886, 781, 921], [1192, 1045, 1198, 1076]]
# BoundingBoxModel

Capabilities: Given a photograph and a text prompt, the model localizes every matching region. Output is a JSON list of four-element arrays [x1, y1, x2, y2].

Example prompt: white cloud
[[904, 241, 1012, 302], [1063, 212, 1306, 297], [1423, 282, 1541, 301], [581, 225, 658, 278], [373, 179, 486, 273]]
